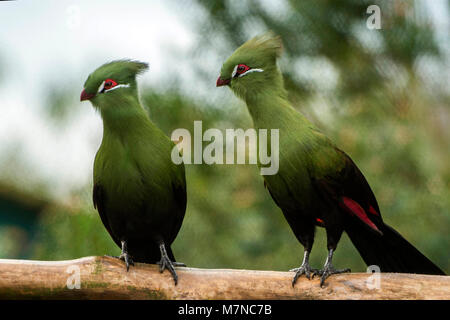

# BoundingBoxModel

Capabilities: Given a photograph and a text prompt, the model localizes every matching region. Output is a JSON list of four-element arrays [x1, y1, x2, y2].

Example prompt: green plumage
[[218, 33, 444, 285], [82, 60, 186, 283], [220, 33, 345, 203]]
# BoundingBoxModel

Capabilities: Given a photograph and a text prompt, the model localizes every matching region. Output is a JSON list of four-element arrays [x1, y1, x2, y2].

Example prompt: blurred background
[[0, 0, 448, 273]]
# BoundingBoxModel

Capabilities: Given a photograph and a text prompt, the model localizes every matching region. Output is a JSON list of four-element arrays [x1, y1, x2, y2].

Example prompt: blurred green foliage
[[2, 0, 449, 273]]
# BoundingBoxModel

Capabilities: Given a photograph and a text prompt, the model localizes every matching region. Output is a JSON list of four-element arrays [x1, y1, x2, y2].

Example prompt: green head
[[216, 32, 285, 100], [80, 59, 148, 109]]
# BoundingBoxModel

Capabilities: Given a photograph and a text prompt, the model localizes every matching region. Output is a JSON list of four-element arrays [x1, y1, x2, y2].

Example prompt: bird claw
[[157, 242, 183, 285], [118, 252, 134, 272], [172, 262, 187, 267], [317, 264, 351, 287], [104, 253, 134, 271], [290, 264, 320, 286], [157, 256, 182, 285]]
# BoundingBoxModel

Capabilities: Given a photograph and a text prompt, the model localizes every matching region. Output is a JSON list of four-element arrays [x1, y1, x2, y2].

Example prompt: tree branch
[[0, 256, 448, 299]]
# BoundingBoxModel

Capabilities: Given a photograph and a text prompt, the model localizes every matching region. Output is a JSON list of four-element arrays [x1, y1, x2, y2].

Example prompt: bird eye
[[103, 79, 118, 90], [236, 64, 250, 75]]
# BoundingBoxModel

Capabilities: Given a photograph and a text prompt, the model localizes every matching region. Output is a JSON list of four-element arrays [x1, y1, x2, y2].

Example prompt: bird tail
[[345, 222, 445, 275]]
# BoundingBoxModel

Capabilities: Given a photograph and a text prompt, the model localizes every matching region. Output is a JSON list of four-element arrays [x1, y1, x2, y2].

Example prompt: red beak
[[80, 89, 95, 101], [216, 76, 231, 87]]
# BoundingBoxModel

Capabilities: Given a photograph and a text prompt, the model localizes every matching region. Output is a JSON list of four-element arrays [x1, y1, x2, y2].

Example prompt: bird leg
[[156, 242, 184, 285], [118, 240, 134, 272], [317, 248, 350, 287], [290, 250, 320, 286]]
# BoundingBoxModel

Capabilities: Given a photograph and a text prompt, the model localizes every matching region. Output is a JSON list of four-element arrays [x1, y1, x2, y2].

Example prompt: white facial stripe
[[104, 83, 130, 93], [232, 64, 264, 79], [97, 81, 105, 93], [97, 81, 130, 93], [231, 65, 238, 78], [239, 68, 264, 77]]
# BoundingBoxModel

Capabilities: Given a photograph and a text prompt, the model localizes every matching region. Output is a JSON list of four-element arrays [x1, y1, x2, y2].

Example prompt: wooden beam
[[0, 256, 448, 299]]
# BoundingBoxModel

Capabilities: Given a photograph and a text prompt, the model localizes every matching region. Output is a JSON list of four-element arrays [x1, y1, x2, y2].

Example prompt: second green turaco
[[217, 33, 445, 287]]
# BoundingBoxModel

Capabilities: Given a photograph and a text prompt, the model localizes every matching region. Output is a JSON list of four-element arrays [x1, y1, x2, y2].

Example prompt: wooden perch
[[0, 256, 448, 299]]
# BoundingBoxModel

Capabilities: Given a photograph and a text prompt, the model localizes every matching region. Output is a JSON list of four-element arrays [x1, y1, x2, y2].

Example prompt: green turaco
[[81, 60, 186, 284], [217, 33, 444, 286]]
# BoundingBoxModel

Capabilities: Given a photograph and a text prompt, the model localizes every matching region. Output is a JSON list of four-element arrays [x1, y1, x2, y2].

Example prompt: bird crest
[[219, 31, 283, 80], [217, 32, 285, 99], [82, 59, 148, 99]]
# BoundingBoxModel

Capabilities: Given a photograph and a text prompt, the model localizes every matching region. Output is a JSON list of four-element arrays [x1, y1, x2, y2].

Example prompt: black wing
[[311, 148, 384, 234], [168, 176, 187, 244], [93, 183, 121, 247]]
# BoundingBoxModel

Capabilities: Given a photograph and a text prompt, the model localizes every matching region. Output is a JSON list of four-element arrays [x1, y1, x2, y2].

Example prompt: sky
[[0, 0, 448, 200]]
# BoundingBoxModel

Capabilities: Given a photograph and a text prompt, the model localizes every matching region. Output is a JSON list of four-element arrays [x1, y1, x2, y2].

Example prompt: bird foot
[[157, 243, 183, 285], [104, 253, 134, 271], [317, 264, 350, 287], [172, 262, 187, 267], [118, 252, 134, 272], [290, 263, 321, 286]]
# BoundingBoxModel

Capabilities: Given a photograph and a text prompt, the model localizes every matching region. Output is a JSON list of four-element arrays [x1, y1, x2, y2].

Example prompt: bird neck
[[244, 84, 304, 129], [99, 95, 152, 138]]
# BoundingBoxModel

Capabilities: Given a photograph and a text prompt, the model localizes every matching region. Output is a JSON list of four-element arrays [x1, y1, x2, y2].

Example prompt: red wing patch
[[315, 218, 325, 227], [341, 197, 382, 234], [368, 205, 379, 216]]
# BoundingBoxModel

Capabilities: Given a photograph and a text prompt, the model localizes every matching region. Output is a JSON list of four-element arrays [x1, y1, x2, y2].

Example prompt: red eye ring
[[103, 78, 118, 90], [236, 64, 250, 75]]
